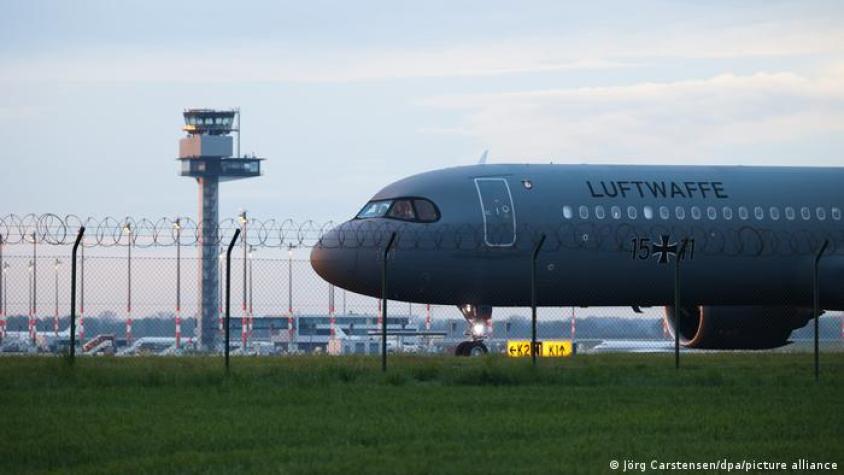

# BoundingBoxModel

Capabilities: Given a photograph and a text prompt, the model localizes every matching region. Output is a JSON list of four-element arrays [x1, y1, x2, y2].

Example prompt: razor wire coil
[[0, 213, 842, 259]]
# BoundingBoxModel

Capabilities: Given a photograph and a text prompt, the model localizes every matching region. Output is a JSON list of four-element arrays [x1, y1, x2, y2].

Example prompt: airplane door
[[474, 177, 517, 247]]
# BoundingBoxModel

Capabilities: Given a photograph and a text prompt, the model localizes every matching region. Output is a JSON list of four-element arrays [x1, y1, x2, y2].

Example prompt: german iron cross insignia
[[631, 235, 695, 264]]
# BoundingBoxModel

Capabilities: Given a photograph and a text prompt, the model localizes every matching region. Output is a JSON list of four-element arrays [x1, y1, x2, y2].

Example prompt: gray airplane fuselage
[[311, 164, 844, 310]]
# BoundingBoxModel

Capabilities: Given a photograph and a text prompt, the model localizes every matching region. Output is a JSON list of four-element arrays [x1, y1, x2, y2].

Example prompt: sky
[[1, 0, 843, 224]]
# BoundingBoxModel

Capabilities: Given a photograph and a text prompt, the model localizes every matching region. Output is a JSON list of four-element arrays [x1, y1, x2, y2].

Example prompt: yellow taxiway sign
[[506, 340, 573, 358]]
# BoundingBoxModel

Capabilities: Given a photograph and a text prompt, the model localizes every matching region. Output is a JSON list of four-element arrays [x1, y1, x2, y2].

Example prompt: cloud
[[0, 41, 631, 84], [0, 105, 46, 122], [419, 69, 844, 164], [1, 18, 842, 84]]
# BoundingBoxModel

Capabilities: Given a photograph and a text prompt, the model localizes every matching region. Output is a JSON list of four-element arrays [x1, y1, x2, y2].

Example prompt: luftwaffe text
[[587, 181, 728, 199]]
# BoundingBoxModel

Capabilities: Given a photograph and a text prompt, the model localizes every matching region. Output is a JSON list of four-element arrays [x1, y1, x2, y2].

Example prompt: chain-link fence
[[0, 214, 842, 359]]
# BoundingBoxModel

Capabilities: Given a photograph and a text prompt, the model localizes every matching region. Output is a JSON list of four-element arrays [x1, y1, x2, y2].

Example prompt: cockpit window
[[356, 200, 392, 218], [388, 199, 415, 220], [355, 197, 441, 222], [413, 199, 438, 222]]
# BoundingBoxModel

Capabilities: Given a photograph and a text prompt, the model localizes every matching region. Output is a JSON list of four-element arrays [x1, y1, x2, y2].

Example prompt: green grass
[[0, 354, 842, 474]]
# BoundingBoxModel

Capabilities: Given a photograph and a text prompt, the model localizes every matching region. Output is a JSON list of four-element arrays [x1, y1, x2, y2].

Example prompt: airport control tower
[[179, 108, 263, 350]]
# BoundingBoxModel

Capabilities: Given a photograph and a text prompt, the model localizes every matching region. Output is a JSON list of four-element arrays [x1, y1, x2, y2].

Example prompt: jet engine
[[663, 305, 814, 350]]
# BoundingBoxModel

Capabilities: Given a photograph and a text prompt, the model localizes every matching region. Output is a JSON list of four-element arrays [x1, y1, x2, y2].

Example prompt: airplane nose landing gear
[[456, 304, 492, 356]]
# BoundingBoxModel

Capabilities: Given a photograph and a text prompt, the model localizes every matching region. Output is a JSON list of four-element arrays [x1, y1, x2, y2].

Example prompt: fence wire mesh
[[0, 214, 842, 360], [0, 247, 841, 358]]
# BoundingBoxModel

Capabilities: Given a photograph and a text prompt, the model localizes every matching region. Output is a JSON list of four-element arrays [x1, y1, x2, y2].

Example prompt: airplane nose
[[310, 222, 381, 296], [310, 232, 340, 286]]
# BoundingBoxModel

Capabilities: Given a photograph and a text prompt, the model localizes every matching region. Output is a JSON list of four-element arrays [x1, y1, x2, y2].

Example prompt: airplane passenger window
[[691, 206, 701, 220], [817, 207, 826, 221], [801, 207, 811, 220], [706, 207, 717, 220], [594, 206, 606, 219], [722, 207, 733, 220], [643, 206, 653, 220], [611, 206, 622, 219], [785, 207, 795, 220], [832, 208, 842, 221], [769, 207, 780, 220], [754, 207, 764, 220], [413, 199, 439, 222], [388, 199, 416, 220], [659, 206, 670, 219], [579, 206, 589, 219], [738, 206, 749, 220], [562, 206, 573, 219], [675, 206, 685, 220], [627, 206, 637, 219]]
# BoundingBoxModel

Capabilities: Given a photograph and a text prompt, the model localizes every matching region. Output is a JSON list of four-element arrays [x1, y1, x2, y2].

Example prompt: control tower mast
[[178, 108, 263, 350]]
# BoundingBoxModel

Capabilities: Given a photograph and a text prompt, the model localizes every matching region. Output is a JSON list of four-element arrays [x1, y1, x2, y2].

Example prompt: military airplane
[[311, 164, 844, 355]]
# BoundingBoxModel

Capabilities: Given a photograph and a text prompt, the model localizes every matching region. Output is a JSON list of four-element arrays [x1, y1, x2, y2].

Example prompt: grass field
[[0, 354, 842, 474]]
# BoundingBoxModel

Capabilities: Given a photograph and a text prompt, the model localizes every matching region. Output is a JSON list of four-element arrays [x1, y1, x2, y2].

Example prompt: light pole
[[0, 235, 4, 342], [287, 244, 295, 352], [219, 249, 225, 335], [1, 263, 8, 340], [329, 283, 335, 341], [79, 239, 85, 343], [248, 245, 254, 344], [0, 234, 3, 341], [53, 258, 61, 336], [124, 222, 133, 345], [31, 232, 37, 345], [238, 211, 248, 351], [174, 219, 182, 350], [28, 259, 34, 344], [426, 304, 432, 349]]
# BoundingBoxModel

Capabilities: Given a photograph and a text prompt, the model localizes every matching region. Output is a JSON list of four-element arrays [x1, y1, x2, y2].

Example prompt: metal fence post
[[381, 232, 397, 372], [813, 239, 829, 382], [225, 228, 242, 372], [531, 234, 546, 366], [69, 227, 85, 363], [674, 255, 681, 369]]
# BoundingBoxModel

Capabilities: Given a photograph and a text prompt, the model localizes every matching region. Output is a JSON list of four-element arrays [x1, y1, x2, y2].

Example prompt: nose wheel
[[455, 340, 489, 356], [455, 304, 493, 357]]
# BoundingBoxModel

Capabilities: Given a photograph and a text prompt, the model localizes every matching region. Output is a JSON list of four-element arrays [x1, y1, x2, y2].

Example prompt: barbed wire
[[0, 214, 334, 248], [0, 213, 842, 258]]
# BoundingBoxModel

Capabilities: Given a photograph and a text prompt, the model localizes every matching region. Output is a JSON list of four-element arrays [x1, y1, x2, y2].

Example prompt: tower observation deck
[[178, 108, 264, 350]]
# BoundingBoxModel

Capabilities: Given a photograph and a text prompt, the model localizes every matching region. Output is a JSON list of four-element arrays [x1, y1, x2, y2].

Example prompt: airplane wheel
[[468, 342, 488, 356], [455, 341, 469, 356]]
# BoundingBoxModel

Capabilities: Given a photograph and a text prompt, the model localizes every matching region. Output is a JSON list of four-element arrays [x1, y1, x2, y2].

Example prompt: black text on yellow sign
[[506, 340, 573, 358], [541, 340, 573, 357]]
